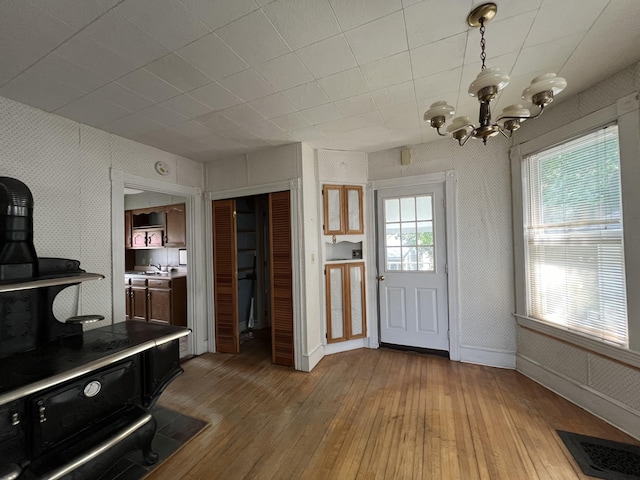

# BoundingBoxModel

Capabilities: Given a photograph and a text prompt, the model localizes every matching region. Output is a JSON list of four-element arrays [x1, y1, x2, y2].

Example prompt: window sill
[[515, 314, 640, 370]]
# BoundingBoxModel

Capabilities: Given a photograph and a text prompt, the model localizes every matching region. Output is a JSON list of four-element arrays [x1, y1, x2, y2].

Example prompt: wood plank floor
[[149, 337, 638, 479]]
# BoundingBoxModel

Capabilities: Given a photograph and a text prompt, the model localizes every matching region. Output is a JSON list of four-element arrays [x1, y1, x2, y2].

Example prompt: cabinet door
[[131, 286, 147, 321], [125, 286, 132, 320], [146, 230, 164, 248], [347, 262, 366, 339], [148, 288, 171, 324], [344, 186, 364, 234], [325, 264, 347, 343], [131, 231, 147, 248], [165, 204, 186, 247], [323, 185, 344, 235]]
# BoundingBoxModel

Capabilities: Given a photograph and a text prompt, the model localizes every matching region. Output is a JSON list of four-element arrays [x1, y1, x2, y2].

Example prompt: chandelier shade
[[423, 3, 567, 146]]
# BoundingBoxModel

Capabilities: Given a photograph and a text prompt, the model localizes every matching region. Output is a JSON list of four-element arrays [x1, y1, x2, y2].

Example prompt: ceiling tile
[[26, 54, 107, 93], [318, 68, 368, 101], [0, 0, 75, 79], [217, 69, 275, 101], [464, 12, 536, 63], [290, 126, 326, 141], [118, 0, 211, 50], [117, 69, 182, 103], [370, 81, 416, 108], [334, 93, 377, 116], [329, 0, 402, 30], [511, 34, 582, 77], [245, 120, 288, 140], [414, 67, 462, 102], [55, 93, 130, 126], [220, 128, 273, 148], [248, 93, 296, 118], [144, 53, 213, 92], [316, 111, 383, 134], [168, 120, 213, 138], [217, 10, 290, 66], [93, 82, 154, 111], [160, 94, 213, 119], [345, 11, 408, 65], [178, 34, 247, 81], [281, 81, 330, 110], [270, 112, 311, 131], [137, 103, 190, 127], [300, 104, 342, 125], [83, 10, 168, 68], [0, 70, 86, 112], [101, 113, 164, 137], [263, 0, 341, 50], [27, 0, 120, 29], [404, 1, 469, 49], [54, 33, 137, 82], [189, 82, 244, 111], [525, 0, 608, 47], [180, 0, 259, 31], [360, 51, 412, 91], [219, 103, 266, 126], [196, 111, 240, 132], [254, 53, 313, 91], [410, 32, 466, 79], [295, 34, 357, 79]]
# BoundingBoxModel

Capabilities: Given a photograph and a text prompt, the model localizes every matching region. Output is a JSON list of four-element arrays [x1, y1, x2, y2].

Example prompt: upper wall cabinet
[[126, 203, 186, 249], [322, 184, 363, 236]]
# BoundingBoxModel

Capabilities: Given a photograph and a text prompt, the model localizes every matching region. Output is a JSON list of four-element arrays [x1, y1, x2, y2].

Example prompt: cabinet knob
[[377, 275, 385, 281]]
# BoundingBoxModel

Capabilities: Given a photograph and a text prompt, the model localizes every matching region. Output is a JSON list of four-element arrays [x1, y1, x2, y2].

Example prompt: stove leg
[[138, 415, 159, 465]]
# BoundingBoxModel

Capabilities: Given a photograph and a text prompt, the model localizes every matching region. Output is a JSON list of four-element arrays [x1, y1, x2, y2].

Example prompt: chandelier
[[423, 3, 567, 146]]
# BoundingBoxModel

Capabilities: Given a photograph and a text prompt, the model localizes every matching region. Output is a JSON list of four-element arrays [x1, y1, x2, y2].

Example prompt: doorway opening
[[212, 191, 294, 367]]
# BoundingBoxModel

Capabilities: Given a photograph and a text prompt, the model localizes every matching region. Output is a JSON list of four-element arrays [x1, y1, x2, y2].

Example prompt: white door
[[376, 183, 449, 350]]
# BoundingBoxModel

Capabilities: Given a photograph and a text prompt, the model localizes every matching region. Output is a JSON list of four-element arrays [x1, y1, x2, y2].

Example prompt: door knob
[[377, 275, 385, 281]]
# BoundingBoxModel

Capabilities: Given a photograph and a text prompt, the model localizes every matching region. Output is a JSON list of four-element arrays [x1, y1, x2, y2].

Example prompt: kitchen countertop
[[125, 270, 186, 279]]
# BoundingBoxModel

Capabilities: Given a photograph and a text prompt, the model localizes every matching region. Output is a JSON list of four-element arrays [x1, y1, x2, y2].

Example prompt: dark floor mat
[[558, 430, 640, 480]]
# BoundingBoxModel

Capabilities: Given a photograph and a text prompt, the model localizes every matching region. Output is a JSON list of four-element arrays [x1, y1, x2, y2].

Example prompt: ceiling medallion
[[423, 3, 567, 146]]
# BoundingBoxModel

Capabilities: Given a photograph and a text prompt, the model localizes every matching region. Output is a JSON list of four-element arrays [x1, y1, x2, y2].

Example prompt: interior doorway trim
[[370, 171, 460, 361], [205, 179, 304, 370], [110, 169, 205, 356]]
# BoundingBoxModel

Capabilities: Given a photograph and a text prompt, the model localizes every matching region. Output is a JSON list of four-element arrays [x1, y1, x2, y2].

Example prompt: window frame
[[511, 95, 640, 367]]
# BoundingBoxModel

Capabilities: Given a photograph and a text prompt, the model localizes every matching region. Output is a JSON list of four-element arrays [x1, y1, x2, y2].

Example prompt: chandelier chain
[[479, 18, 486, 70]]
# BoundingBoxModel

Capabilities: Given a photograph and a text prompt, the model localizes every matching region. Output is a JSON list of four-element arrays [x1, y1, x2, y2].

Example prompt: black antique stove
[[0, 177, 189, 479]]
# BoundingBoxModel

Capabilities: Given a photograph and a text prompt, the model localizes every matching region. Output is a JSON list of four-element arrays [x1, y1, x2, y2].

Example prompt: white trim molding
[[459, 345, 516, 369], [518, 355, 640, 440], [302, 343, 325, 371]]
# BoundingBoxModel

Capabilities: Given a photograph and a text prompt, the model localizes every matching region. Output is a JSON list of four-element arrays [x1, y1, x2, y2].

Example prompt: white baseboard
[[324, 338, 367, 356], [518, 355, 640, 440], [301, 343, 325, 372], [459, 345, 516, 369]]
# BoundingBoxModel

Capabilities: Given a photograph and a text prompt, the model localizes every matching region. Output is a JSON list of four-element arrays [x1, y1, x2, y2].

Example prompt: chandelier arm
[[435, 126, 449, 137], [526, 103, 545, 120], [458, 129, 476, 146], [498, 127, 512, 139]]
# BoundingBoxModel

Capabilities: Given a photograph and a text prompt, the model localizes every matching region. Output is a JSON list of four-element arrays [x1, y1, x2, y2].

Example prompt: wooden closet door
[[269, 191, 294, 367], [213, 199, 239, 354]]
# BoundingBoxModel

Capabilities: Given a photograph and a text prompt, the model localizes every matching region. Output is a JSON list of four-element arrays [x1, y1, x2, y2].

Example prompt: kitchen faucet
[[149, 262, 162, 271]]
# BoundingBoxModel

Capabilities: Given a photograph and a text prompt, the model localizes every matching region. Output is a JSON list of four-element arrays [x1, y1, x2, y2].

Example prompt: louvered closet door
[[269, 191, 294, 367], [213, 199, 239, 354]]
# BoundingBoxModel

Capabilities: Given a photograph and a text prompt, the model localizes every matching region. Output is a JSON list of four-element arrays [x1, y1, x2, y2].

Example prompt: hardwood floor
[[150, 339, 637, 479]]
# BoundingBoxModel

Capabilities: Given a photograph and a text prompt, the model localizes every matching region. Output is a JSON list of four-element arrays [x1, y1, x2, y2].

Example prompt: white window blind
[[523, 125, 628, 346]]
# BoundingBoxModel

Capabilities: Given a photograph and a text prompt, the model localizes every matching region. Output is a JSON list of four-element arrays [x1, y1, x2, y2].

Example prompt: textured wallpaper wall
[[0, 95, 203, 328], [368, 136, 516, 358]]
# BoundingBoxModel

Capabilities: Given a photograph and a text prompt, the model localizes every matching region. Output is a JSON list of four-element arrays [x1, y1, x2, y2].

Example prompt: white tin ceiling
[[1, 0, 638, 162]]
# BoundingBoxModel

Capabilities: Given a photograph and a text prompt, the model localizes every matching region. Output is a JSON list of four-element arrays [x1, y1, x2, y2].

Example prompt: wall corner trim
[[302, 343, 325, 372]]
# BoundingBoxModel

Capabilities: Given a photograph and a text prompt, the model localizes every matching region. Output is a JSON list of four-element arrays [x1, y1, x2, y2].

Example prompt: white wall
[[513, 62, 640, 438], [368, 137, 516, 367], [0, 95, 204, 328]]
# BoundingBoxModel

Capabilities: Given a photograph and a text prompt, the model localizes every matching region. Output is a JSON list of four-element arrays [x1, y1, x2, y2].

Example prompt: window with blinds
[[522, 125, 628, 346]]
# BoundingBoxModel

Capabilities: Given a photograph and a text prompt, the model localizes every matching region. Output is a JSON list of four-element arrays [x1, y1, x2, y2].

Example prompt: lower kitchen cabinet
[[325, 262, 366, 343], [125, 276, 186, 326]]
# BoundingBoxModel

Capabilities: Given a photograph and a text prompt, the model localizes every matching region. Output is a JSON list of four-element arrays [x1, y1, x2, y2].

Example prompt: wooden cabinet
[[125, 276, 186, 326], [164, 204, 186, 247], [126, 203, 186, 249], [325, 262, 366, 343], [322, 184, 363, 235]]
